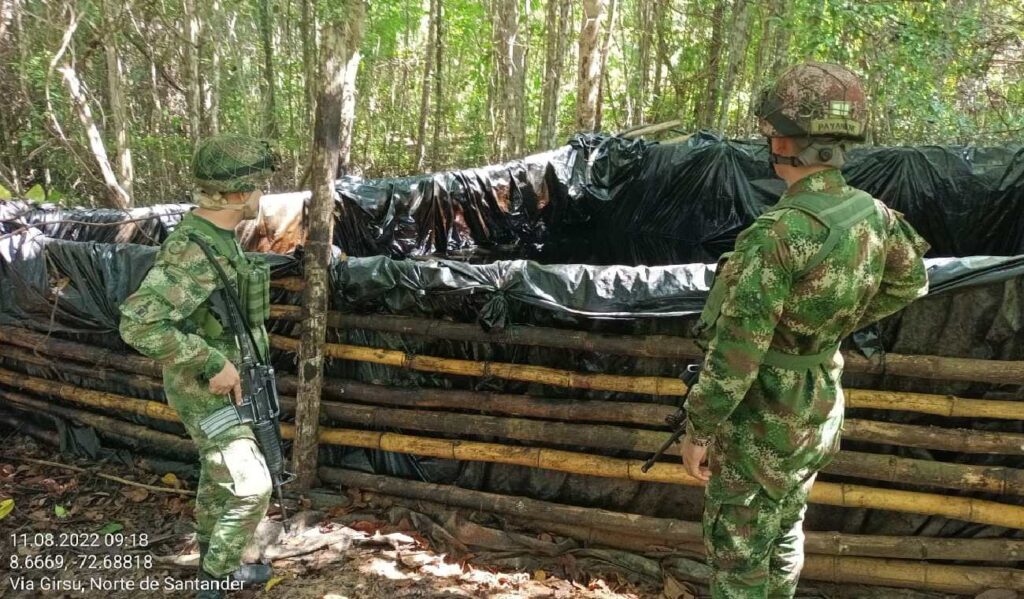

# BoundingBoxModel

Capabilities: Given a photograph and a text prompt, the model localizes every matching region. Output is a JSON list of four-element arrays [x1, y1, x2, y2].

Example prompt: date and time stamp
[[5, 531, 237, 594]]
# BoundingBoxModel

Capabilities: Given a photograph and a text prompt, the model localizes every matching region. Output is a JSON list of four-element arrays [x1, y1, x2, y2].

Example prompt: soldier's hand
[[681, 437, 712, 483], [209, 361, 243, 405]]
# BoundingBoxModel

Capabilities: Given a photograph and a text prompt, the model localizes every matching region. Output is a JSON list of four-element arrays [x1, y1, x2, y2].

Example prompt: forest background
[[0, 0, 1021, 208]]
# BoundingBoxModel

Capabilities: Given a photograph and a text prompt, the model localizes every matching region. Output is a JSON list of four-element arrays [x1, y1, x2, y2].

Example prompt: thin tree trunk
[[633, 0, 654, 127], [301, 0, 317, 133], [537, 0, 570, 149], [768, 1, 791, 78], [697, 0, 727, 129], [575, 0, 606, 132], [490, 0, 524, 160], [258, 0, 278, 138], [649, 0, 669, 124], [414, 0, 434, 170], [430, 0, 444, 165], [184, 0, 203, 146], [715, 0, 751, 133], [747, 0, 773, 134], [101, 0, 133, 200], [594, 0, 615, 131], [59, 65, 131, 209], [204, 0, 224, 136], [337, 1, 366, 175], [292, 19, 345, 491]]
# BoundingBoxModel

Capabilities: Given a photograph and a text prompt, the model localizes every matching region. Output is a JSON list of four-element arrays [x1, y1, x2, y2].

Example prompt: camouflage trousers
[[703, 473, 817, 599], [195, 438, 273, 577]]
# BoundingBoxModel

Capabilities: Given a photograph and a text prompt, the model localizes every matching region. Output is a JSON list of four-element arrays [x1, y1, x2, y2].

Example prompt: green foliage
[[0, 0, 1021, 206]]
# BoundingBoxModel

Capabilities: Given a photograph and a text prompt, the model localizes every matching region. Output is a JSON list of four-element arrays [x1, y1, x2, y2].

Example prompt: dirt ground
[[0, 430, 654, 599]]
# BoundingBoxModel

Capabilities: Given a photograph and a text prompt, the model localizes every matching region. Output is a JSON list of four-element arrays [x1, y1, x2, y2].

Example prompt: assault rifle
[[640, 363, 702, 473], [189, 235, 293, 527]]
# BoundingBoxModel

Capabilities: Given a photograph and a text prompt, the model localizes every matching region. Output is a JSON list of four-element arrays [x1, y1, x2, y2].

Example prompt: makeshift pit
[[1, 133, 1023, 596]]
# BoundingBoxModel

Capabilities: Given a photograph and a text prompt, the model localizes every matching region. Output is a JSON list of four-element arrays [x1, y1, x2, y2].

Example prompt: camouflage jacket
[[684, 168, 929, 503], [119, 211, 271, 450]]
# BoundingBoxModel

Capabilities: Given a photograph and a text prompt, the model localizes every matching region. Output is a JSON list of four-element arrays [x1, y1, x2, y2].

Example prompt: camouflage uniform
[[685, 64, 930, 599], [118, 135, 275, 580]]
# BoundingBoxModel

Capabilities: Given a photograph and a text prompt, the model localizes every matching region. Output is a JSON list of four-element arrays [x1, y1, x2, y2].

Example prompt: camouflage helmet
[[192, 134, 277, 194], [756, 62, 867, 141]]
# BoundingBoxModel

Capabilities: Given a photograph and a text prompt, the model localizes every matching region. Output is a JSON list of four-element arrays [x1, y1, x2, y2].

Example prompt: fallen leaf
[[97, 522, 123, 535], [54, 505, 68, 519], [264, 576, 284, 592], [122, 488, 149, 503], [160, 473, 181, 488], [533, 569, 547, 582], [0, 498, 13, 520]]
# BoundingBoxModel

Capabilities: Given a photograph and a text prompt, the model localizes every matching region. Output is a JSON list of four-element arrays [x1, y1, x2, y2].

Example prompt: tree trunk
[[575, 0, 606, 132], [101, 0, 133, 200], [633, 0, 654, 127], [715, 0, 751, 133], [204, 0, 224, 136], [490, 0, 525, 160], [537, 0, 570, 150], [768, 1, 791, 78], [649, 0, 669, 123], [184, 0, 203, 146], [337, 0, 366, 175], [258, 0, 278, 138], [697, 0, 727, 129], [291, 19, 345, 491], [430, 0, 444, 165], [594, 0, 615, 131], [59, 65, 131, 209], [414, 0, 435, 170], [747, 0, 774, 134], [300, 0, 317, 133]]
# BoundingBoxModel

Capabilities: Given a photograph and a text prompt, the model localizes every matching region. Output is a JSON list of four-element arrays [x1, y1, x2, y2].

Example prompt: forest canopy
[[0, 0, 1021, 207]]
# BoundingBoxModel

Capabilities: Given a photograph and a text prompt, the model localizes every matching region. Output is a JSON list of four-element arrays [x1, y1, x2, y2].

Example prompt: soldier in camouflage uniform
[[119, 134, 277, 598], [680, 63, 930, 598]]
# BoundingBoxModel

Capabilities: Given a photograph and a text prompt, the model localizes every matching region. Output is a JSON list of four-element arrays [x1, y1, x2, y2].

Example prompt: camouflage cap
[[756, 62, 867, 141], [192, 134, 278, 194]]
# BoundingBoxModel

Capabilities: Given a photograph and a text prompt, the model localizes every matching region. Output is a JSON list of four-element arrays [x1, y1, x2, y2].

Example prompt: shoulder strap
[[780, 190, 877, 279], [186, 233, 266, 364]]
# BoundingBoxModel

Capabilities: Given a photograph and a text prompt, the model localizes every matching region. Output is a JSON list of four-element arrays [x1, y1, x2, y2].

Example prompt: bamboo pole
[[0, 390, 195, 456], [296, 395, 1024, 495], [320, 468, 1024, 562], [842, 418, 1024, 455], [0, 326, 162, 378], [271, 334, 1024, 419], [3, 332, 1020, 455], [1, 345, 161, 393], [270, 334, 690, 396], [5, 377, 1024, 529], [270, 304, 704, 359], [268, 305, 1024, 386]]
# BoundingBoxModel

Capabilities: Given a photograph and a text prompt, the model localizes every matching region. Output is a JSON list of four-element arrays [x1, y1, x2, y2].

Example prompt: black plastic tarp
[[4, 135, 1022, 266]]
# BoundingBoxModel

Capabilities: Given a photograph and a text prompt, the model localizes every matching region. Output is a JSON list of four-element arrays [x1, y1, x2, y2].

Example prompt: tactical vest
[[179, 217, 271, 347], [697, 189, 878, 371]]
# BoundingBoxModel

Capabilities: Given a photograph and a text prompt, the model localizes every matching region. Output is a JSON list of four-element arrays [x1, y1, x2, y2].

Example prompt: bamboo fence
[[3, 378, 1024, 530]]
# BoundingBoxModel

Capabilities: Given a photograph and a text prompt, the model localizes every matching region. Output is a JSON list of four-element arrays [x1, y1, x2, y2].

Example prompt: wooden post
[[291, 14, 347, 490]]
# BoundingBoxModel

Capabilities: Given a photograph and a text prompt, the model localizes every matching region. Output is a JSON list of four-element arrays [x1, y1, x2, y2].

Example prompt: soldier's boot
[[198, 540, 273, 587], [196, 567, 224, 599]]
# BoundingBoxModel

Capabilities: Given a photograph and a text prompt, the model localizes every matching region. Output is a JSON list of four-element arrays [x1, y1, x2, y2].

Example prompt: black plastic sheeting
[[1, 236, 1022, 542], [0, 202, 190, 245], [4, 135, 1022, 265]]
